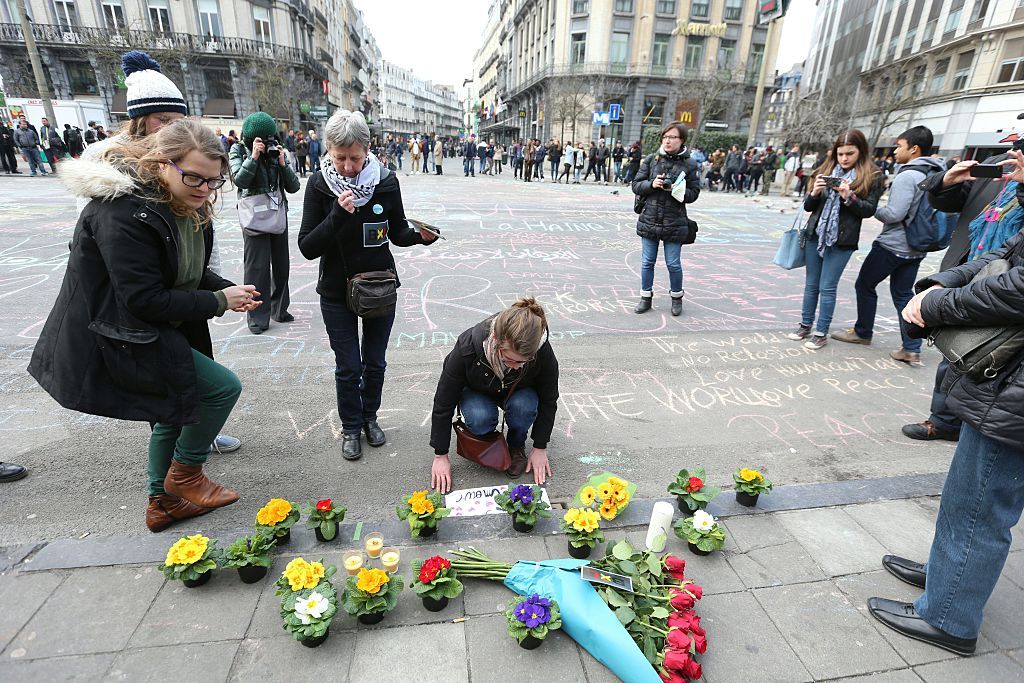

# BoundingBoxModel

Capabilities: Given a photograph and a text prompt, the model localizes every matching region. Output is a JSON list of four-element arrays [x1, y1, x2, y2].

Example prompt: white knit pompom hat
[[121, 50, 188, 119]]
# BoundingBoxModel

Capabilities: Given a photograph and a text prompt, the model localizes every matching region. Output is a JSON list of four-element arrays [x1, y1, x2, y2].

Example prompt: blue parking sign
[[609, 103, 621, 121]]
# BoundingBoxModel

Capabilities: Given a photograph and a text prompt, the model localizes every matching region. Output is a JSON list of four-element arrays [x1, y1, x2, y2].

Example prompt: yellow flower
[[607, 476, 625, 487], [164, 534, 209, 566], [579, 486, 597, 506], [612, 484, 628, 503], [283, 558, 324, 591], [409, 490, 435, 515], [599, 501, 618, 520], [739, 468, 763, 483], [563, 508, 581, 525], [574, 509, 600, 533], [257, 498, 293, 526], [356, 567, 390, 595], [597, 482, 614, 500]]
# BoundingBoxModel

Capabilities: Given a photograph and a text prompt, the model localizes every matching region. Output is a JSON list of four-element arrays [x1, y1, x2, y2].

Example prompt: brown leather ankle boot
[[164, 460, 240, 509], [506, 447, 528, 478], [146, 494, 210, 533]]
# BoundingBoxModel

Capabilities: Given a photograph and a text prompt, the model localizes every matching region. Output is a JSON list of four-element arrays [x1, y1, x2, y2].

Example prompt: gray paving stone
[[727, 541, 826, 589], [697, 591, 811, 683], [834, 570, 995, 666], [0, 543, 42, 573], [466, 614, 585, 683], [776, 507, 889, 577], [1010, 649, 1024, 669], [129, 570, 263, 648], [230, 635, 355, 680], [754, 580, 904, 679], [3, 566, 164, 660], [1005, 551, 1024, 590], [577, 645, 624, 683], [721, 513, 795, 552], [458, 537, 549, 615], [914, 652, 1024, 682], [1014, 524, 1024, 553], [848, 499, 937, 560], [0, 572, 63, 651], [979, 574, 1024, 650], [106, 641, 239, 681], [0, 653, 116, 682], [350, 620, 468, 682], [821, 670, 923, 682]]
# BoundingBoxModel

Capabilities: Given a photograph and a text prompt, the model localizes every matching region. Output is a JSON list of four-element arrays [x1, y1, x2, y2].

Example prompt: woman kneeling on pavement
[[429, 298, 559, 493], [29, 119, 260, 532], [298, 109, 439, 460]]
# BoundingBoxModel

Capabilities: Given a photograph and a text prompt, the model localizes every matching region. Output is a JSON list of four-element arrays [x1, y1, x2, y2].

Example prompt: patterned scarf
[[483, 320, 507, 381], [320, 150, 382, 207], [818, 165, 857, 256], [967, 180, 1022, 261]]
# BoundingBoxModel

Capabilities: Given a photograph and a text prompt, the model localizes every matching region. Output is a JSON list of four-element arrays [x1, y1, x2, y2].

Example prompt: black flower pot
[[314, 523, 338, 543], [237, 565, 269, 584], [512, 519, 535, 533], [276, 529, 291, 545], [417, 524, 437, 538], [358, 612, 385, 625], [735, 491, 759, 507], [677, 497, 692, 513], [300, 629, 329, 648], [688, 541, 711, 557], [567, 542, 592, 559], [519, 635, 543, 650], [422, 595, 449, 612], [182, 571, 212, 588]]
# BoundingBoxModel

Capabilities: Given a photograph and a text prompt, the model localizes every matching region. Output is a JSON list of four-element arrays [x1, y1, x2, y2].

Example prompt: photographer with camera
[[229, 112, 301, 335]]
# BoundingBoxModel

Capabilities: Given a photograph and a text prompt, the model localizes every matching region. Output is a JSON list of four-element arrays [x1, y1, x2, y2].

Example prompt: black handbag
[[346, 270, 397, 318], [928, 258, 1024, 380]]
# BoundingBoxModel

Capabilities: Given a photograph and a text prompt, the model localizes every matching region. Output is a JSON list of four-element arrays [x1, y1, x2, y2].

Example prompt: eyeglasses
[[662, 135, 681, 141], [166, 160, 227, 190], [498, 347, 533, 367]]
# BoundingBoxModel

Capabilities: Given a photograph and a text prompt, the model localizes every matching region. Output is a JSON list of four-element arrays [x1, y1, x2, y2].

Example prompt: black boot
[[634, 296, 652, 314], [363, 420, 386, 447], [341, 433, 362, 461], [671, 296, 683, 316]]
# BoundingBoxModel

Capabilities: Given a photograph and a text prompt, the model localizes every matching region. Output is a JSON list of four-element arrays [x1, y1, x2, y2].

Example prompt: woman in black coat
[[429, 298, 559, 493], [28, 120, 260, 532], [298, 109, 438, 461], [631, 122, 701, 316]]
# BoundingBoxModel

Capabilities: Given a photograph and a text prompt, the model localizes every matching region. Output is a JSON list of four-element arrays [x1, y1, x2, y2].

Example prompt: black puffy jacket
[[632, 150, 701, 243], [918, 196, 1024, 449], [803, 172, 885, 250]]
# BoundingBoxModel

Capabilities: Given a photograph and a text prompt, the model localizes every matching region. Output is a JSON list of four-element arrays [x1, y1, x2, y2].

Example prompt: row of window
[[569, 32, 762, 73], [570, 0, 743, 21]]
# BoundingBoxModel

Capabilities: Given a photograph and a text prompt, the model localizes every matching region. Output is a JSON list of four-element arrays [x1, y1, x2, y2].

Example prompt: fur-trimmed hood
[[61, 157, 138, 202]]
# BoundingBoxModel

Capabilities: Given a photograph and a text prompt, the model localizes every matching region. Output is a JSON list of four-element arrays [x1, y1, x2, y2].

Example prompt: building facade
[[377, 60, 461, 138], [762, 63, 801, 145], [803, 0, 1024, 157], [0, 0, 380, 128], [471, 0, 779, 146]]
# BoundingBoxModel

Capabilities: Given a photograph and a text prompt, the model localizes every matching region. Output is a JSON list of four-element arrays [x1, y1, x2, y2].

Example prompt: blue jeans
[[853, 242, 923, 352], [460, 387, 538, 449], [614, 160, 622, 181], [396, 154, 403, 170], [550, 159, 558, 177], [801, 241, 854, 335], [479, 156, 486, 173], [640, 238, 683, 295], [915, 423, 1024, 639], [464, 157, 475, 176], [22, 147, 43, 174], [320, 298, 395, 434]]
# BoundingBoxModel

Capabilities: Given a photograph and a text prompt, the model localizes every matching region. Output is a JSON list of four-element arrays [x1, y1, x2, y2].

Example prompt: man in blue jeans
[[868, 155, 1024, 655], [464, 134, 477, 177], [831, 126, 945, 366]]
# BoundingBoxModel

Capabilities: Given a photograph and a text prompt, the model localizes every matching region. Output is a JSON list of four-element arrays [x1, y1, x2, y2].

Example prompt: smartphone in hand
[[969, 164, 1005, 179]]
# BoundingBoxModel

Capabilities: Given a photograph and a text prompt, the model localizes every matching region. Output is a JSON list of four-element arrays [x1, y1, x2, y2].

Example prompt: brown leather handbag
[[452, 377, 520, 471]]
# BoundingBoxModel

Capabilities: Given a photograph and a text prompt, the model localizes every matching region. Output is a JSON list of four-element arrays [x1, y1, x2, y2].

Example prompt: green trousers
[[147, 349, 242, 496]]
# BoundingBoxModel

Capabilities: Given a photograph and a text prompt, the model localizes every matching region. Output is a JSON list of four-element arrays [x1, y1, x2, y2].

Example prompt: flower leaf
[[605, 588, 629, 607], [615, 606, 636, 626], [611, 540, 633, 561]]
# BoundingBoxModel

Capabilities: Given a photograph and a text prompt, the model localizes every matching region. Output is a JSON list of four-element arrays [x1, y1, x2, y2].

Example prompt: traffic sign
[[299, 100, 311, 114], [609, 103, 621, 121], [592, 111, 610, 126], [310, 105, 329, 119]]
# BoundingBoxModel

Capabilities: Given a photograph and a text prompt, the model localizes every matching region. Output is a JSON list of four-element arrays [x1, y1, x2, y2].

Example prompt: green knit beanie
[[241, 112, 278, 144]]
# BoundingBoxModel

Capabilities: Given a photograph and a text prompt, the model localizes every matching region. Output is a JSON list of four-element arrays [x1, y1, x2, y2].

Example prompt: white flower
[[294, 591, 329, 625], [692, 510, 715, 533]]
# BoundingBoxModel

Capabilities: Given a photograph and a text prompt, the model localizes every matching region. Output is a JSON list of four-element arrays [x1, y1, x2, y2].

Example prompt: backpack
[[899, 165, 958, 252], [84, 128, 97, 144]]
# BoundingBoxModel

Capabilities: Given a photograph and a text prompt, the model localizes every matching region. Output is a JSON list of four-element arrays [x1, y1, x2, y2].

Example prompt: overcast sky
[[353, 0, 815, 86]]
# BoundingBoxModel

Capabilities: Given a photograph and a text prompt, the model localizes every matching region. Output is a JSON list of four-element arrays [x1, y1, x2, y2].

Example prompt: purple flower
[[510, 485, 534, 504], [523, 604, 550, 629], [526, 593, 550, 609]]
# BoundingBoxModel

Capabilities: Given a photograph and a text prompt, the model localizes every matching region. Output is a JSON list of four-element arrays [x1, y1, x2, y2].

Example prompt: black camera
[[264, 136, 281, 159]]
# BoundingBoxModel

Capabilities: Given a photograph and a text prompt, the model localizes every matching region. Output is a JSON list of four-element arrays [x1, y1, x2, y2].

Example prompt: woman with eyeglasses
[[30, 119, 261, 533], [632, 121, 702, 316], [230, 112, 302, 335], [428, 298, 560, 494]]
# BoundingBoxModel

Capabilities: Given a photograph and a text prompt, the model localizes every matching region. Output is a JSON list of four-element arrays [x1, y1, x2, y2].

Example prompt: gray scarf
[[818, 165, 857, 256]]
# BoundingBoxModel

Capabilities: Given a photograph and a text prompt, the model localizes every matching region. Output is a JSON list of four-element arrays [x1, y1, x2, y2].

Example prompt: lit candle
[[381, 547, 400, 573], [645, 501, 675, 552], [365, 532, 383, 558], [343, 550, 364, 576]]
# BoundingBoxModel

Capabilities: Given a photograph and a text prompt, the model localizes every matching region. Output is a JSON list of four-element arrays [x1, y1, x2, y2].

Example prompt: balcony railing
[[0, 23, 326, 80], [507, 61, 747, 97]]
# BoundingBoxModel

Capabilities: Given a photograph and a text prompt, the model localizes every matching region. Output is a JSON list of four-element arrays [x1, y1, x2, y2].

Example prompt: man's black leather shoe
[[868, 598, 976, 656], [341, 433, 362, 461], [364, 420, 386, 448], [882, 554, 926, 589], [901, 420, 959, 442], [0, 462, 28, 483]]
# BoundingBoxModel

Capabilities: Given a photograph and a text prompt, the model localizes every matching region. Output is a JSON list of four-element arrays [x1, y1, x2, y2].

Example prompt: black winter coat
[[917, 193, 1024, 450], [297, 165, 434, 300], [430, 318, 559, 455], [803, 173, 885, 250], [29, 187, 233, 426], [632, 150, 701, 243]]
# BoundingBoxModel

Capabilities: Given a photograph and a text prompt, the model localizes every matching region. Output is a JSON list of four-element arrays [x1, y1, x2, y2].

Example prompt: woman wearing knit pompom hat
[[229, 111, 301, 335]]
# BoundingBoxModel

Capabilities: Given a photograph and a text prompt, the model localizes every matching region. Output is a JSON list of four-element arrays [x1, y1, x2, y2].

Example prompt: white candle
[[645, 502, 675, 552]]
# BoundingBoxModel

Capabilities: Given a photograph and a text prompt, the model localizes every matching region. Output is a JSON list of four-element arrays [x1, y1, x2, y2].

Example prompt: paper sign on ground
[[445, 484, 551, 518]]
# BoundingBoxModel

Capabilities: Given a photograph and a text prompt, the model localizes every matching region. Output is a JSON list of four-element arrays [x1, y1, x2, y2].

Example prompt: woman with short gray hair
[[298, 109, 440, 461]]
